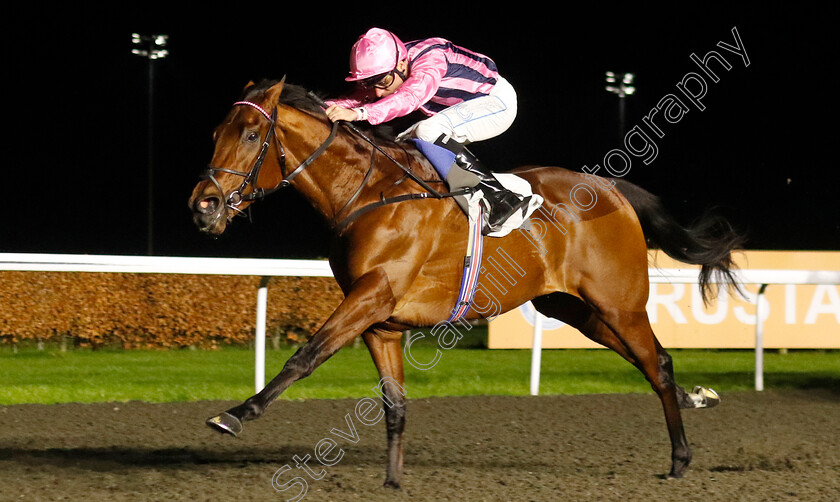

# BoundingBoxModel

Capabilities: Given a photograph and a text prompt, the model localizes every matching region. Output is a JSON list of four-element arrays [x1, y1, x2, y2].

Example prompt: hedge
[[0, 271, 344, 349]]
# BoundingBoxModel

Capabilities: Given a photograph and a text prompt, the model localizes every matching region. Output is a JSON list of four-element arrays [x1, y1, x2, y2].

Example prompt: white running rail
[[0, 253, 332, 393], [2, 254, 838, 394]]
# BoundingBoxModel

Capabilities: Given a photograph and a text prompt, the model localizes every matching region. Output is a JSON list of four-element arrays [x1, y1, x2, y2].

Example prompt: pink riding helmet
[[345, 28, 407, 82]]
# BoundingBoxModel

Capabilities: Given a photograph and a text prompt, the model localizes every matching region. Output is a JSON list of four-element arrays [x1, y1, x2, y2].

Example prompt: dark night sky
[[5, 4, 838, 259]]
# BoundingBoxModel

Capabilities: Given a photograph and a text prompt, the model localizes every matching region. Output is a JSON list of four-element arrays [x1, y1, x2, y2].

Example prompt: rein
[[306, 92, 445, 198], [301, 93, 473, 233], [203, 93, 470, 234]]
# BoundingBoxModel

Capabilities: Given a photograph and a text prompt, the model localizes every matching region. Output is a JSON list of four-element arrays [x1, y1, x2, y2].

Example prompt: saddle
[[411, 139, 544, 237]]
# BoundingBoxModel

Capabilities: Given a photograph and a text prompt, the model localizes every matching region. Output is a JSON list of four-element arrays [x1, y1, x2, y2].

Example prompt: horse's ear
[[243, 81, 256, 91], [266, 76, 286, 104]]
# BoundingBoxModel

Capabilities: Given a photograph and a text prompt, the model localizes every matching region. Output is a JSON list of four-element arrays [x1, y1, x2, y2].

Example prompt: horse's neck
[[281, 114, 435, 224]]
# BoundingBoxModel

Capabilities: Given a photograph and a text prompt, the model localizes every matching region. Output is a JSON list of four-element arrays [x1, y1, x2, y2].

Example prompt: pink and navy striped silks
[[448, 204, 485, 322], [328, 37, 501, 126], [405, 37, 500, 116]]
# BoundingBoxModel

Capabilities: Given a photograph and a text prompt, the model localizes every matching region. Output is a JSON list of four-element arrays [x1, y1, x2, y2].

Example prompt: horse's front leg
[[362, 328, 406, 489], [206, 268, 396, 434]]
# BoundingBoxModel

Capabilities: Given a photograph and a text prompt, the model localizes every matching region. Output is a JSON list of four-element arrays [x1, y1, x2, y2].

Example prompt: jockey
[[325, 27, 529, 229]]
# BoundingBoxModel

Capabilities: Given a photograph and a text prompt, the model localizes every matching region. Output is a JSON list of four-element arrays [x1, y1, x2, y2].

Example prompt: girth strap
[[332, 187, 473, 235]]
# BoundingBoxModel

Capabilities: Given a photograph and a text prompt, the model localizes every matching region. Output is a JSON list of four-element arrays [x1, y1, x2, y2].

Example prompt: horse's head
[[189, 79, 288, 235]]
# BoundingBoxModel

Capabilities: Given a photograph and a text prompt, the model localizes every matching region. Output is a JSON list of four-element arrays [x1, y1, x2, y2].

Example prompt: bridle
[[199, 93, 470, 234], [200, 100, 339, 225]]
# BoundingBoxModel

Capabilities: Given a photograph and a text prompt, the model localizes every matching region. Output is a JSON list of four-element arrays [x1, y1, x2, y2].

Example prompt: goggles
[[360, 71, 399, 89]]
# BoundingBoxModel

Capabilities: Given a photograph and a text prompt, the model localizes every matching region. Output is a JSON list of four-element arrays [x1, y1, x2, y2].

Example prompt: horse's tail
[[614, 179, 746, 305]]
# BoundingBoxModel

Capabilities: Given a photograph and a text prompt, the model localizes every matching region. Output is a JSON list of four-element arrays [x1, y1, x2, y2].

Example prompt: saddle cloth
[[448, 203, 484, 322]]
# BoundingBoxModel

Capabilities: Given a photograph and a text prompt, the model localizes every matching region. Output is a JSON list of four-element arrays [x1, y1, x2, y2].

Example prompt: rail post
[[529, 309, 544, 395], [754, 283, 769, 391], [255, 277, 271, 393]]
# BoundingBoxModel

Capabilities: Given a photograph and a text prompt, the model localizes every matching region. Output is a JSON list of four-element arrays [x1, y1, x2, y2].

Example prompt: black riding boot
[[435, 137, 529, 228]]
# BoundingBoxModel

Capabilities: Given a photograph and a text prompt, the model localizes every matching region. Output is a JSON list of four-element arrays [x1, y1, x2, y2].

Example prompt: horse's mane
[[244, 79, 400, 143], [243, 79, 441, 182]]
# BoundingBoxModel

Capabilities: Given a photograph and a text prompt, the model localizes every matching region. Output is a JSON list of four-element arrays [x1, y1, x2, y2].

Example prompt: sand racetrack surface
[[1, 390, 838, 501]]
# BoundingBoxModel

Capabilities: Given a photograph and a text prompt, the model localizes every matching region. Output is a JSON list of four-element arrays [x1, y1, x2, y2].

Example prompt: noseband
[[201, 100, 339, 220]]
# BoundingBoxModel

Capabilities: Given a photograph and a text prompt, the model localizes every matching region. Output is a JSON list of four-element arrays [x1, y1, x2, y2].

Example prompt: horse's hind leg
[[362, 327, 406, 489], [652, 338, 721, 409], [531, 292, 692, 477], [597, 309, 694, 477], [533, 292, 717, 405], [532, 293, 635, 361]]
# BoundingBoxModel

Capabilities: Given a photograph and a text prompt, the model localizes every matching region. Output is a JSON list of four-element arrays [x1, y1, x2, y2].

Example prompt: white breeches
[[400, 77, 518, 144]]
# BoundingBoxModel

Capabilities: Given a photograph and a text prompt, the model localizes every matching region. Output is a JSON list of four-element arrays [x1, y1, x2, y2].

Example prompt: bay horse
[[188, 79, 743, 487]]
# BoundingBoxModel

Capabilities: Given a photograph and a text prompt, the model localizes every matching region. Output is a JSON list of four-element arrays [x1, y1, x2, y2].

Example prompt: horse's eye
[[246, 131, 259, 142]]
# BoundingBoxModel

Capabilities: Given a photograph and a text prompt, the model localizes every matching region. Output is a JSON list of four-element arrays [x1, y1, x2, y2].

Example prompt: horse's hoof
[[668, 451, 692, 479], [382, 479, 401, 490], [206, 412, 243, 437], [692, 386, 721, 408]]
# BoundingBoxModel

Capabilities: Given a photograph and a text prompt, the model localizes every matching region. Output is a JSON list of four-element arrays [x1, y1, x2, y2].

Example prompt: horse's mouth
[[197, 220, 226, 236]]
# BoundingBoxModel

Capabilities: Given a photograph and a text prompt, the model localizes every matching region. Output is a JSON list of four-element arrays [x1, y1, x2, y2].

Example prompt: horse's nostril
[[196, 197, 219, 214]]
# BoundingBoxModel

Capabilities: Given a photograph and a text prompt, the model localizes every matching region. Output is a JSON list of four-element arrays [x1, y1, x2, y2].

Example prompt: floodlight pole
[[605, 71, 635, 140], [131, 33, 169, 255]]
